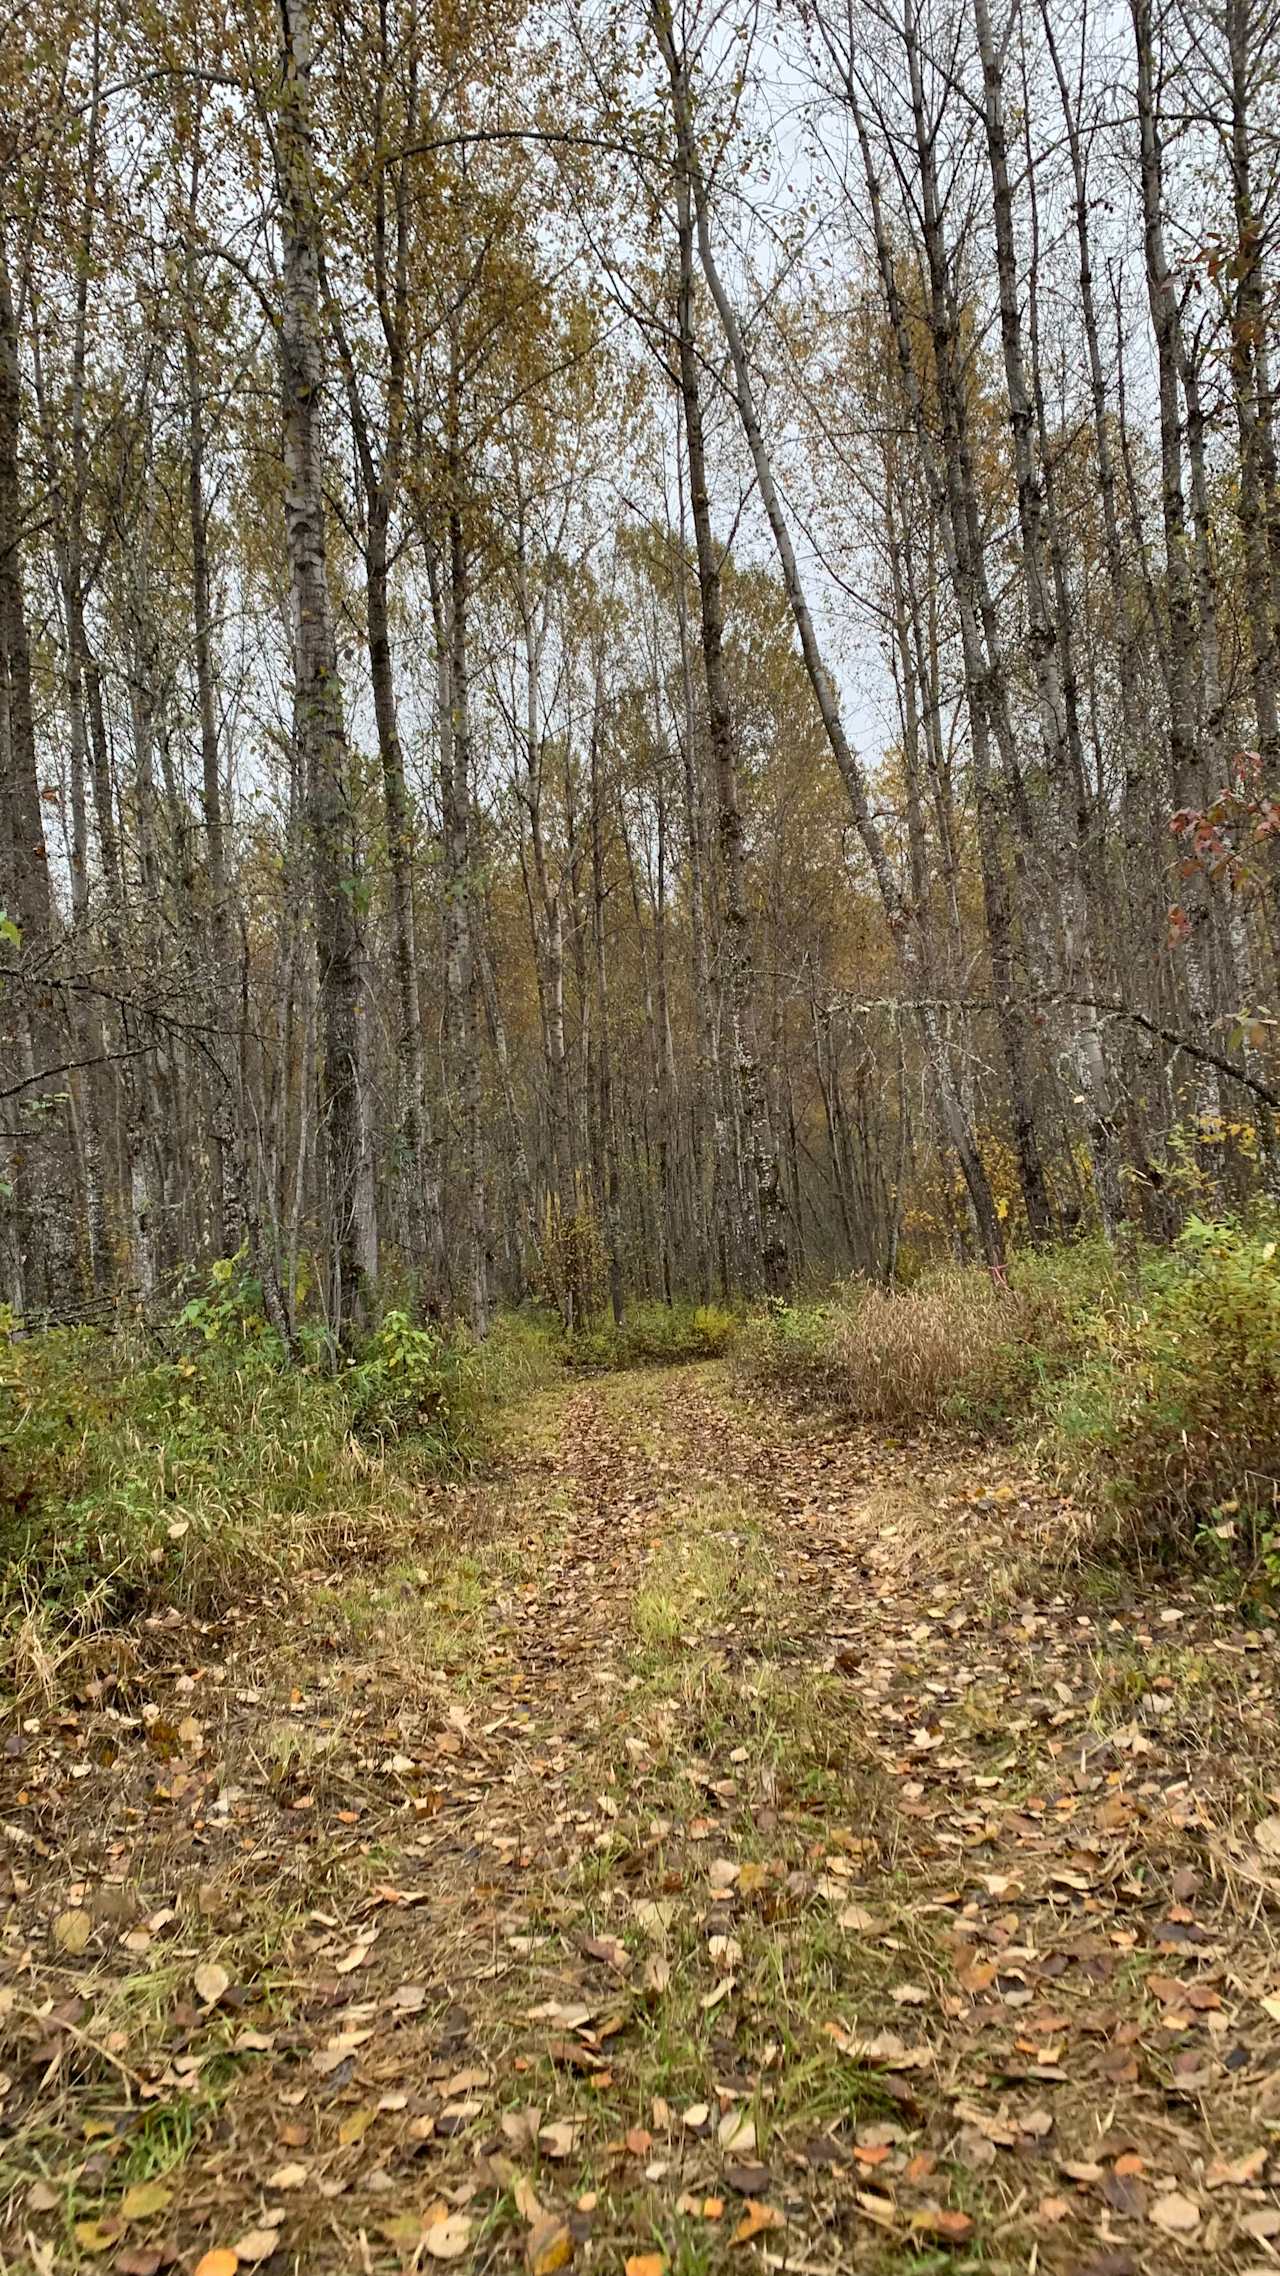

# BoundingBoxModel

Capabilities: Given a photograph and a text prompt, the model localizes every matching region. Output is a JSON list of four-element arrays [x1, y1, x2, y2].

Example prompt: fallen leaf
[[193, 1962, 230, 2008], [72, 2221, 121, 2255], [234, 2231, 282, 2264], [1254, 1814, 1280, 1859], [513, 2177, 544, 2224], [1149, 2192, 1201, 2235], [525, 2216, 574, 2274], [582, 1935, 631, 1975], [910, 2208, 973, 2242], [717, 2110, 757, 2155], [267, 2163, 309, 2191], [539, 2121, 582, 2160], [423, 2216, 473, 2261], [120, 2182, 171, 2221], [1205, 2147, 1267, 2188], [732, 2201, 784, 2244], [193, 2256, 239, 2276], [53, 1909, 92, 1955], [624, 2257, 664, 2276]]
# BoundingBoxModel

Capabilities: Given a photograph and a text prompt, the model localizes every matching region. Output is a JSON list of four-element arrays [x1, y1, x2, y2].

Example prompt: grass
[[630, 1495, 774, 1656], [738, 1215, 1280, 1578], [0, 1271, 492, 1705], [565, 1301, 739, 1373]]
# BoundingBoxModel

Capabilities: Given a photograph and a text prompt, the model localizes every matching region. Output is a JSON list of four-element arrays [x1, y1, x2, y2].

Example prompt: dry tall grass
[[740, 1269, 1042, 1428]]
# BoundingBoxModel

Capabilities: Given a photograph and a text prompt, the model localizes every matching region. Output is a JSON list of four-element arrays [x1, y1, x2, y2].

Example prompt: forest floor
[[4, 1363, 1280, 2276]]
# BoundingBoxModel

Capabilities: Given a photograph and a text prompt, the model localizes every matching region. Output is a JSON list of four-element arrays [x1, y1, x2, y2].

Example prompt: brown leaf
[[525, 2216, 574, 2275], [234, 2231, 283, 2265], [1149, 2192, 1200, 2235], [502, 2107, 543, 2153], [513, 2177, 544, 2224], [539, 2121, 582, 2160], [1102, 2171, 1147, 2219], [910, 2208, 974, 2243], [1253, 1814, 1280, 1859], [581, 1936, 631, 1975], [423, 2216, 473, 2260], [193, 1962, 231, 2008], [1205, 2147, 1267, 2188]]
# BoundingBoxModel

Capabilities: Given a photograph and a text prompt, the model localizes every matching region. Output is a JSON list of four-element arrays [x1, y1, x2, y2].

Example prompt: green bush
[[0, 1265, 480, 1665], [347, 1307, 475, 1454], [1046, 1215, 1280, 1565], [565, 1299, 738, 1371]]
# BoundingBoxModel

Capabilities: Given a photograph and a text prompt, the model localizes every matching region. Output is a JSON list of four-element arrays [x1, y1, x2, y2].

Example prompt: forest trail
[[4, 1366, 1280, 2276]]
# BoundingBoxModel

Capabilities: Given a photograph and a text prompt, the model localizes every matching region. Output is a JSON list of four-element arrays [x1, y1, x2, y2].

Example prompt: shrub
[[0, 1266, 480, 1675], [347, 1307, 475, 1455], [1046, 1215, 1280, 1563], [565, 1299, 739, 1371], [737, 1271, 1025, 1427], [736, 1239, 1122, 1431]]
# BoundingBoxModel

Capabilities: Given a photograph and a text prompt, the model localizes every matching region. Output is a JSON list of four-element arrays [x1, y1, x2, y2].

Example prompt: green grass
[[0, 1266, 487, 1699]]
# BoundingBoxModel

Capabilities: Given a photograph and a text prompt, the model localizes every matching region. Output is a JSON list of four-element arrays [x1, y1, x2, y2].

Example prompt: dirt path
[[4, 1363, 1280, 2276]]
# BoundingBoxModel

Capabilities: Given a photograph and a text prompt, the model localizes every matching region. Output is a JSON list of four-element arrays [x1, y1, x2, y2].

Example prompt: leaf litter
[[3, 1366, 1280, 2272]]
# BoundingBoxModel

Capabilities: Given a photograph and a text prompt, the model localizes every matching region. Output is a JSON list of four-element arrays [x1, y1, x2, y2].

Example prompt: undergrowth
[[564, 1300, 738, 1371], [738, 1216, 1280, 1574], [0, 1262, 482, 1683]]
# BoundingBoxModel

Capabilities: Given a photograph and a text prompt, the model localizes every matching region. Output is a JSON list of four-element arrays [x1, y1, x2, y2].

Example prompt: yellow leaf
[[193, 2255, 240, 2276], [73, 2221, 121, 2255], [54, 1909, 92, 1955], [525, 2214, 574, 2274], [120, 2180, 172, 2221], [624, 2257, 665, 2276]]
